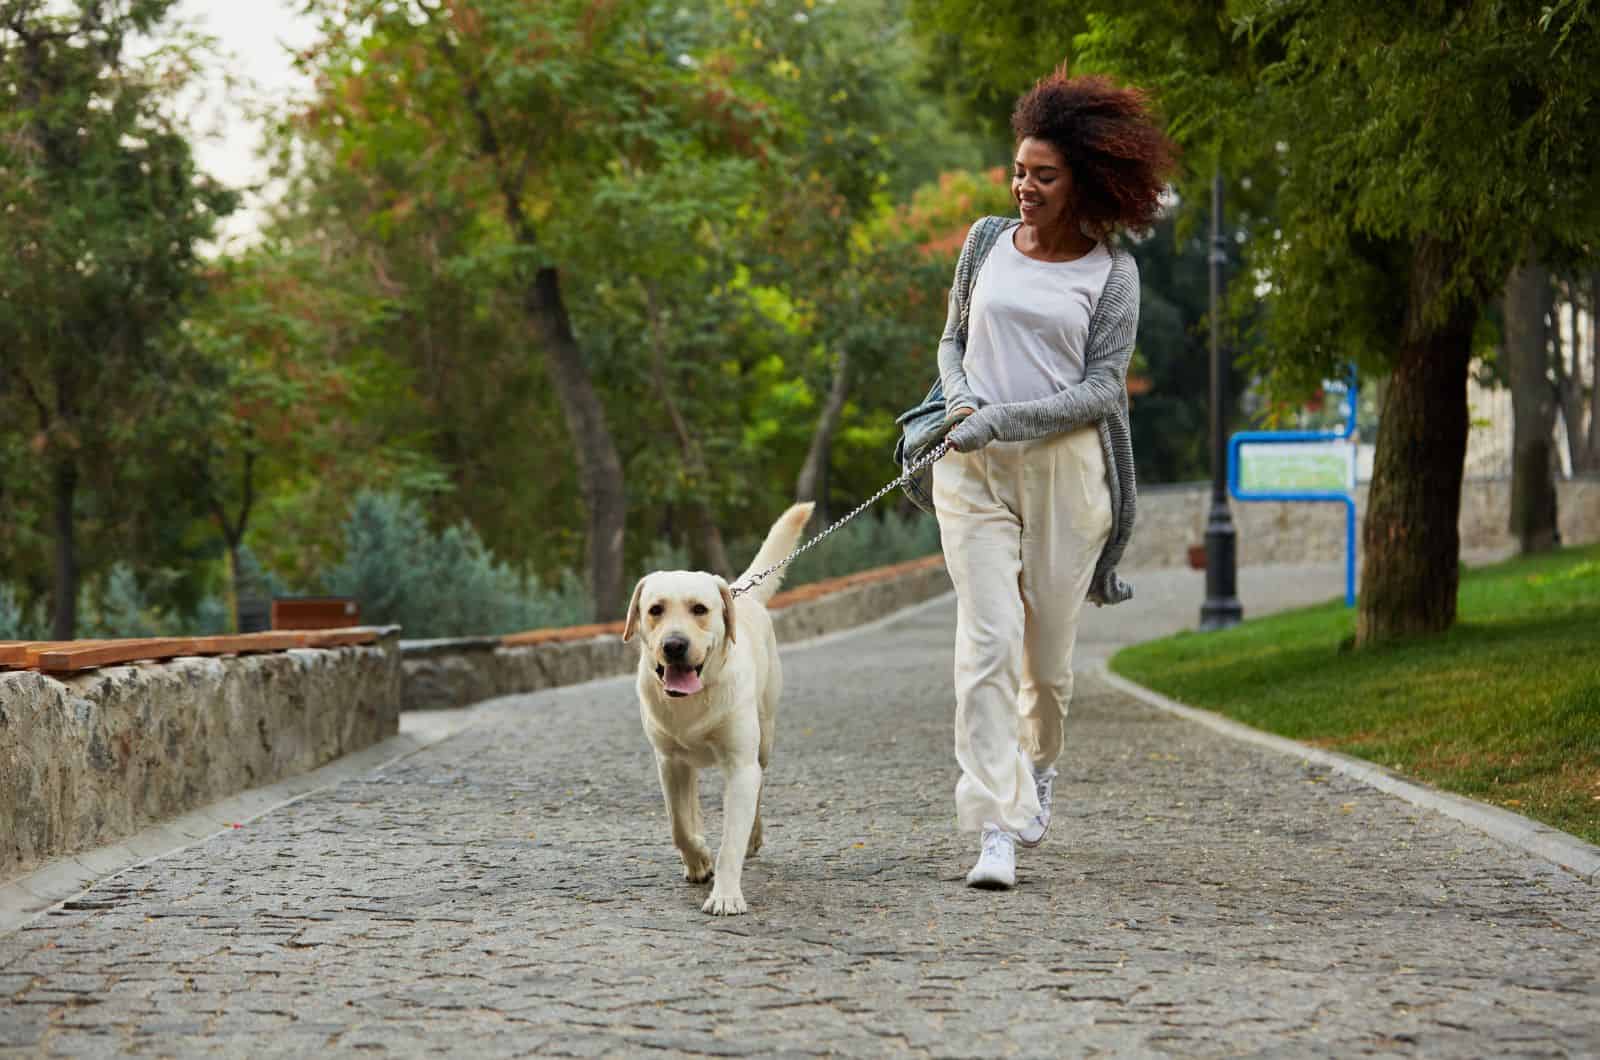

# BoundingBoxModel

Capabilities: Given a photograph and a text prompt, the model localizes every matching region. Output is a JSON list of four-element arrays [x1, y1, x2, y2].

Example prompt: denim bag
[[891, 379, 950, 514]]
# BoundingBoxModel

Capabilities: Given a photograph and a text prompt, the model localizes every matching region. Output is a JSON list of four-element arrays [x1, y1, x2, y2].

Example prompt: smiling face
[[622, 571, 736, 698], [1012, 136, 1075, 231]]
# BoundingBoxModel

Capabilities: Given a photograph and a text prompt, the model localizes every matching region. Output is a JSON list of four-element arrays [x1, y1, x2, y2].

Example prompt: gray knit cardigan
[[939, 216, 1139, 606]]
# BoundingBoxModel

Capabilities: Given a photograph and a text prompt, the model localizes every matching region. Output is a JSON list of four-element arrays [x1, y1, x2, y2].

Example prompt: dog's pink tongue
[[663, 665, 703, 695]]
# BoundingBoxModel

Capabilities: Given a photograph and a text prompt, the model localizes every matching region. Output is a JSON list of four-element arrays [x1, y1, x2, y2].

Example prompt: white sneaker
[[966, 825, 1016, 890], [1016, 765, 1057, 848]]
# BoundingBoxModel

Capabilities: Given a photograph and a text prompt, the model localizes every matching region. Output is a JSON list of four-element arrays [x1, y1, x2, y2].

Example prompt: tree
[[1551, 271, 1600, 475], [1125, 216, 1253, 484], [0, 0, 235, 637], [916, 0, 1600, 644], [718, 0, 989, 523], [1502, 254, 1560, 553], [183, 246, 451, 626], [290, 0, 785, 619]]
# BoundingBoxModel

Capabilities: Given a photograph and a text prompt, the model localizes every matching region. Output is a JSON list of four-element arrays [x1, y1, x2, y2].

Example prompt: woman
[[934, 71, 1176, 889]]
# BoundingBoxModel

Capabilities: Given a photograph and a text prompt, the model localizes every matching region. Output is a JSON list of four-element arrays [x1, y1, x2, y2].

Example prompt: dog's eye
[[691, 603, 710, 616], [647, 603, 664, 617]]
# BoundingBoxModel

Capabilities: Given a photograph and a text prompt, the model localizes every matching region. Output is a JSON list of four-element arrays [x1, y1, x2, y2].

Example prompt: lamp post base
[[1199, 598, 1244, 631], [1199, 502, 1243, 631]]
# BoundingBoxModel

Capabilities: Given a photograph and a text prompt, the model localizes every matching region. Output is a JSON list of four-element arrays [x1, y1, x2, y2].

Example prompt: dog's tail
[[735, 502, 816, 606]]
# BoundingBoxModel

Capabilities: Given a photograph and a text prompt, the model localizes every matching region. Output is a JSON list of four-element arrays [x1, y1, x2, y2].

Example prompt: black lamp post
[[1200, 170, 1243, 631]]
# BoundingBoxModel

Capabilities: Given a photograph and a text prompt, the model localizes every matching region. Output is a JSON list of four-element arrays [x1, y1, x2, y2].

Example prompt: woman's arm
[[936, 228, 984, 423], [947, 258, 1139, 450]]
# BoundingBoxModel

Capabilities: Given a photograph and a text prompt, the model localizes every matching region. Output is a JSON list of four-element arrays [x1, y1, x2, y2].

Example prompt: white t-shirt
[[963, 232, 1113, 405]]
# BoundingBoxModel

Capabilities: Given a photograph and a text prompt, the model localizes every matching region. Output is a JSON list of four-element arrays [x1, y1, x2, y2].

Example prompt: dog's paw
[[680, 843, 714, 883], [702, 890, 748, 916]]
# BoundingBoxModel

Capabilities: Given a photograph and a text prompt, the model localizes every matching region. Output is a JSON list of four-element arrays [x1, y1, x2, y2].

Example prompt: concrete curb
[[1092, 662, 1600, 884], [1, 587, 962, 936]]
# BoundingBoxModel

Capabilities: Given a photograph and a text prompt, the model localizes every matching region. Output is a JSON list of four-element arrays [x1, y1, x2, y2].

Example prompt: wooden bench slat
[[1, 641, 60, 667], [10, 640, 124, 668], [189, 632, 309, 655], [298, 628, 378, 649], [35, 639, 183, 674], [501, 621, 623, 648], [15, 628, 387, 673]]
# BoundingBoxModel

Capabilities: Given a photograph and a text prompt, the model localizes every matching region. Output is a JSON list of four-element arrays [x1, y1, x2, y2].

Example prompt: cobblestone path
[[3, 602, 1596, 1057]]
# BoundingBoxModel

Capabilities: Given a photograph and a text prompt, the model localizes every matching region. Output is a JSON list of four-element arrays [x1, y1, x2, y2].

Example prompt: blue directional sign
[[1228, 371, 1359, 607]]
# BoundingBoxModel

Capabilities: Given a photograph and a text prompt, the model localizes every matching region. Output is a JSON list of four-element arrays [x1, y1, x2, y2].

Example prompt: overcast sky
[[170, 0, 320, 247]]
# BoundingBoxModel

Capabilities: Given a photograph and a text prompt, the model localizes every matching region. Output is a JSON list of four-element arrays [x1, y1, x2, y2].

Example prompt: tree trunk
[[1502, 254, 1559, 553], [526, 267, 628, 620], [208, 449, 255, 634], [639, 287, 731, 577], [1550, 278, 1588, 472], [224, 544, 241, 634], [441, 42, 629, 621], [795, 348, 851, 528], [1574, 273, 1600, 473], [50, 459, 78, 640], [1356, 240, 1478, 646]]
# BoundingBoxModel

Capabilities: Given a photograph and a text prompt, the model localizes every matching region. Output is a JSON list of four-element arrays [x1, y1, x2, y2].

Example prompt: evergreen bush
[[322, 492, 590, 638]]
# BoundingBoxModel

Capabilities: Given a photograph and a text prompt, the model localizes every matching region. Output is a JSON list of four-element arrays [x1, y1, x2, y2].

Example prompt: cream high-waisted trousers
[[933, 425, 1113, 834]]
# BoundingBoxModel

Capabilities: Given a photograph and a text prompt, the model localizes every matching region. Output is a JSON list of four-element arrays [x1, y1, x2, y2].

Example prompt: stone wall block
[[1, 639, 400, 880], [1558, 474, 1600, 548]]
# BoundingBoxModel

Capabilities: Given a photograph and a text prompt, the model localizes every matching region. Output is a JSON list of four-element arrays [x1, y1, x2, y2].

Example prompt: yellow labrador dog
[[622, 502, 814, 916]]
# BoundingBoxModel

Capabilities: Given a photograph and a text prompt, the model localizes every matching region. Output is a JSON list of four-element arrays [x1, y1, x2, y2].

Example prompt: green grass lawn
[[1110, 543, 1600, 845]]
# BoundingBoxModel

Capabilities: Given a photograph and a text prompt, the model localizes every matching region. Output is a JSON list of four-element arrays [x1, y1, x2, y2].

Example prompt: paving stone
[[1, 604, 1596, 1057]]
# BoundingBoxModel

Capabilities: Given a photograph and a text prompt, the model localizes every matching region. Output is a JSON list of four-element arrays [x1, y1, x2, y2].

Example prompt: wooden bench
[[0, 629, 382, 674], [271, 597, 362, 631]]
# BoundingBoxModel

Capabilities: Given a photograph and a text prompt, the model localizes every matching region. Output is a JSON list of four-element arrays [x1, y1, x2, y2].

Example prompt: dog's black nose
[[662, 635, 690, 662]]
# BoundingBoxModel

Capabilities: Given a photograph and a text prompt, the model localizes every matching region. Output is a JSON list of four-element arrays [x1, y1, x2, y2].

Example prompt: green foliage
[[0, 0, 238, 633], [0, 563, 230, 639], [913, 0, 1600, 393], [1081, 1, 1600, 392], [77, 566, 175, 639], [264, 0, 991, 586], [1125, 218, 1251, 483], [320, 489, 941, 639], [0, 0, 1007, 635], [0, 584, 42, 640], [184, 242, 452, 585], [322, 493, 589, 638]]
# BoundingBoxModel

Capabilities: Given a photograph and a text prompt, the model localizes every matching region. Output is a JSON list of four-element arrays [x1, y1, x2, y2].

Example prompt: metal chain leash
[[729, 438, 953, 598]]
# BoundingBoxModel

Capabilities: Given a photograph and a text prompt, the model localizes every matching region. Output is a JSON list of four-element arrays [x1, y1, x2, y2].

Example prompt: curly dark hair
[[1011, 71, 1178, 236]]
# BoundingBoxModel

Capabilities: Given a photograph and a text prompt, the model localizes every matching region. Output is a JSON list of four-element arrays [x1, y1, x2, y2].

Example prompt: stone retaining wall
[[1123, 474, 1600, 570], [0, 638, 400, 880], [400, 558, 955, 713]]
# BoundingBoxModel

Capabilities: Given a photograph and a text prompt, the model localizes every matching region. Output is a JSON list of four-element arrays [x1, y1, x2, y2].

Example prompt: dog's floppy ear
[[622, 577, 648, 643], [717, 577, 736, 646]]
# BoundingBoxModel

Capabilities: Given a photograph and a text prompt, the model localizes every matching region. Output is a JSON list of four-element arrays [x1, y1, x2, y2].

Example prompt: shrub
[[0, 583, 42, 640], [321, 492, 590, 638]]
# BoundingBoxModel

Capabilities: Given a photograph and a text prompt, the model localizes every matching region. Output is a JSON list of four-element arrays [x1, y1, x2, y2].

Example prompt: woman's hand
[[940, 405, 976, 452], [946, 407, 999, 453]]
